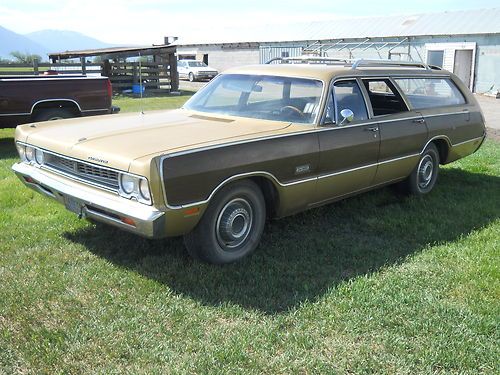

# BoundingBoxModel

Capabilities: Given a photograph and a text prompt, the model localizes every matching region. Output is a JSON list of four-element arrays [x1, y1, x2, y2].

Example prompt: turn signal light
[[120, 217, 136, 227]]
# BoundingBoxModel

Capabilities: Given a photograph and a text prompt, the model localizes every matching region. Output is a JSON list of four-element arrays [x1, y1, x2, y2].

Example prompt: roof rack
[[351, 59, 431, 70], [266, 56, 433, 71]]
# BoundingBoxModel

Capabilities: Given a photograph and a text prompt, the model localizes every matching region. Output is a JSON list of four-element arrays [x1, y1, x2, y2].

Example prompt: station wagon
[[12, 58, 486, 263]]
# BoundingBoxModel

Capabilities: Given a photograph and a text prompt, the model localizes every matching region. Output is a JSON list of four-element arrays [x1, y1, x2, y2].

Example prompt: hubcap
[[418, 155, 434, 189], [216, 198, 253, 250]]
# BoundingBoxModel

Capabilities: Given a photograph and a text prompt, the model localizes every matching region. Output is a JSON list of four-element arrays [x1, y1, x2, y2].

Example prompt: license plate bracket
[[64, 196, 83, 216]]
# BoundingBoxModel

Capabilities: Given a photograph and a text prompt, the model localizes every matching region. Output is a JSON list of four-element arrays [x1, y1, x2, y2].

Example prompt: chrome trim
[[0, 112, 31, 116], [16, 142, 151, 204], [451, 135, 485, 147], [31, 99, 83, 114], [12, 162, 164, 238], [419, 136, 452, 154]]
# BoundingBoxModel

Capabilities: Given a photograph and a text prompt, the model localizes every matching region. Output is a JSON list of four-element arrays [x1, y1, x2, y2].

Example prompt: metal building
[[175, 8, 500, 93]]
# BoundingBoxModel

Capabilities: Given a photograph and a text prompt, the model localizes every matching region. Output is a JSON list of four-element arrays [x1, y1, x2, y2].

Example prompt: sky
[[0, 0, 499, 45]]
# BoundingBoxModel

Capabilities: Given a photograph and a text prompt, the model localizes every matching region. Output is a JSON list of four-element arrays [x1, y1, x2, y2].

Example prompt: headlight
[[16, 143, 26, 161], [139, 178, 151, 201], [119, 173, 151, 204], [34, 148, 44, 165], [25, 146, 35, 162], [120, 174, 136, 194]]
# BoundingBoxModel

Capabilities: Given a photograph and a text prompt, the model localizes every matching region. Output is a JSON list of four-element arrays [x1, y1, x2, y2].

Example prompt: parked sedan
[[12, 58, 486, 264], [177, 60, 218, 82]]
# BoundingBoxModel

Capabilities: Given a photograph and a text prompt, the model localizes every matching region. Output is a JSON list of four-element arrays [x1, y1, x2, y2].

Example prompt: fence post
[[80, 57, 87, 75], [168, 53, 179, 92], [33, 59, 39, 75]]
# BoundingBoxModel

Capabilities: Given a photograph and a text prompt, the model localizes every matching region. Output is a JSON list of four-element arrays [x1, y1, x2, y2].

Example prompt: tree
[[9, 51, 43, 63]]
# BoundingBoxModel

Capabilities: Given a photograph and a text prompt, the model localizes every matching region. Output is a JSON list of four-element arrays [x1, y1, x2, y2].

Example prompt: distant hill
[[0, 26, 115, 61], [25, 30, 114, 54], [0, 25, 47, 60]]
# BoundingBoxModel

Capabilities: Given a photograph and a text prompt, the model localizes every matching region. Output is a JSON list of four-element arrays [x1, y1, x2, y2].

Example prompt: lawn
[[0, 96, 499, 374]]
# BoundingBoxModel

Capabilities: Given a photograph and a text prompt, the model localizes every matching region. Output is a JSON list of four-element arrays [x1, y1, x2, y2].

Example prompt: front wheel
[[403, 143, 440, 195], [183, 180, 266, 264], [188, 72, 195, 82]]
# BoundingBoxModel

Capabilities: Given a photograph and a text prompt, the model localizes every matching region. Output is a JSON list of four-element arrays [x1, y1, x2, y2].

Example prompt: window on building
[[281, 51, 290, 58], [427, 50, 444, 68], [362, 79, 409, 116], [394, 78, 466, 109]]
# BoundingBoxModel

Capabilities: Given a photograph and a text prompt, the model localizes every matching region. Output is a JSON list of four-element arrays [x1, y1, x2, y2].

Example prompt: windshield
[[184, 74, 323, 124], [188, 61, 207, 67]]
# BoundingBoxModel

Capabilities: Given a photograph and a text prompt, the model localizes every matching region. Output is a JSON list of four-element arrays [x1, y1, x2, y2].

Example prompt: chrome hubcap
[[216, 198, 253, 250], [418, 155, 434, 189]]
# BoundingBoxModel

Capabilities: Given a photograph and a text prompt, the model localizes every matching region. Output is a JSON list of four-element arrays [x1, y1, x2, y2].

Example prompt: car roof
[[222, 63, 452, 82]]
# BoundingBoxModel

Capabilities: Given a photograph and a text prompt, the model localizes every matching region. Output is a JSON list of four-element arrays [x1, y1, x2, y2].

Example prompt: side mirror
[[339, 108, 354, 125]]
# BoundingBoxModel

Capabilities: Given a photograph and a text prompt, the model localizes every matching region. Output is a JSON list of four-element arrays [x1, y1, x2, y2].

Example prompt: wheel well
[[431, 139, 450, 164], [248, 176, 280, 218], [31, 101, 81, 116]]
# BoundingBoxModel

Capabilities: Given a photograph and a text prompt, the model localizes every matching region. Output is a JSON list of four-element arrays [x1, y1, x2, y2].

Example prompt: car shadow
[[0, 137, 17, 160], [65, 168, 500, 314]]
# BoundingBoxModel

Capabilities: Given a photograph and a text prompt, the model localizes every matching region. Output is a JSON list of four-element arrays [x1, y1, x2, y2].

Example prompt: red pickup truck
[[0, 75, 119, 127]]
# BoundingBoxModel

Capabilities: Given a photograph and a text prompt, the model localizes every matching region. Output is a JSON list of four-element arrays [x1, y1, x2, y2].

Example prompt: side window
[[394, 78, 466, 109], [332, 80, 368, 124], [362, 79, 409, 116]]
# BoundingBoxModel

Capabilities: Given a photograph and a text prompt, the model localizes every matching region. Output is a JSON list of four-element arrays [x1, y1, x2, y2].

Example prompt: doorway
[[453, 49, 473, 89]]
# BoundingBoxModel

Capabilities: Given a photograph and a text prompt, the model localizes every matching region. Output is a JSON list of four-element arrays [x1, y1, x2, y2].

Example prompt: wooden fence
[[0, 60, 177, 93]]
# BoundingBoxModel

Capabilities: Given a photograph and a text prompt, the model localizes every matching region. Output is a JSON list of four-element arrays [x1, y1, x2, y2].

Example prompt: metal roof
[[49, 44, 176, 60], [176, 8, 500, 46]]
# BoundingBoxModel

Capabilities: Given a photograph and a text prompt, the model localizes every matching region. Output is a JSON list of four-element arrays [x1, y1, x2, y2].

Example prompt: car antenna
[[139, 52, 144, 114]]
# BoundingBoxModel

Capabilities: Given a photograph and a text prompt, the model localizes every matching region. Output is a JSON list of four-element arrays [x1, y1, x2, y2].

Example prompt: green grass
[[1, 100, 499, 373], [112, 92, 194, 113]]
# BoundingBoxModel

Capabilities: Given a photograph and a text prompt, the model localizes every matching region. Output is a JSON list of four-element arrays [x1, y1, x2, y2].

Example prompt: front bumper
[[194, 72, 217, 79], [12, 162, 165, 238]]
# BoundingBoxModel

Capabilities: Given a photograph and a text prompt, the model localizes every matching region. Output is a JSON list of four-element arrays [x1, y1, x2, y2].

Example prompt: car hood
[[190, 66, 217, 72], [21, 109, 291, 171]]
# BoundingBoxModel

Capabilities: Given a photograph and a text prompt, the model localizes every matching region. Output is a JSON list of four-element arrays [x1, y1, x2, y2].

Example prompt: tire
[[188, 72, 195, 82], [183, 180, 266, 264], [403, 143, 440, 195], [33, 108, 74, 122]]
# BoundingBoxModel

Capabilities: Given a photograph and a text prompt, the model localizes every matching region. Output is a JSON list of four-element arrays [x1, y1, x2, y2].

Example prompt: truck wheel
[[183, 180, 266, 264], [188, 72, 195, 82], [403, 143, 440, 195], [33, 108, 74, 122]]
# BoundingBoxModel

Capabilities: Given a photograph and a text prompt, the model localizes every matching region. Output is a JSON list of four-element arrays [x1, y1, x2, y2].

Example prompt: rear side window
[[394, 78, 466, 109], [362, 79, 409, 116]]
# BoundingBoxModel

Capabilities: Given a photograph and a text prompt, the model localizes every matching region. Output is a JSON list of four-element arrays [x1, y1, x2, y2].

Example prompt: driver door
[[314, 78, 380, 205]]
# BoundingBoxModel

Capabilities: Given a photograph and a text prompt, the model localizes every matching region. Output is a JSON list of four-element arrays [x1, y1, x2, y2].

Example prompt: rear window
[[394, 78, 466, 109]]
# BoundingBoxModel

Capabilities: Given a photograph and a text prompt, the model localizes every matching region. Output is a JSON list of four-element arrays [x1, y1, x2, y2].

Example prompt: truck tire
[[183, 180, 266, 264], [33, 108, 75, 122]]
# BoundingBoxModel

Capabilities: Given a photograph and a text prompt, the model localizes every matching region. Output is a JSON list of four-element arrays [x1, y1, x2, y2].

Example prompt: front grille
[[44, 153, 119, 190]]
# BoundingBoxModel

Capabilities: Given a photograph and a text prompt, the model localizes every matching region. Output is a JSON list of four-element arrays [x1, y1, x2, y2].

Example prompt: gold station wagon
[[12, 58, 486, 264]]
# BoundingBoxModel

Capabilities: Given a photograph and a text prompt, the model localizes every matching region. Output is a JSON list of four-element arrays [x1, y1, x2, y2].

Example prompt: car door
[[361, 78, 428, 185], [314, 78, 380, 205]]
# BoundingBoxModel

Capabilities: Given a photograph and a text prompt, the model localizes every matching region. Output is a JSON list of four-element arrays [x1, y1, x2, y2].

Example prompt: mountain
[[0, 25, 47, 60], [25, 30, 114, 54]]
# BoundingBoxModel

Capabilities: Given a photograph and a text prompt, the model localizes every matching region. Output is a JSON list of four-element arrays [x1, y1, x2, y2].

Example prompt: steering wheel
[[279, 105, 305, 119]]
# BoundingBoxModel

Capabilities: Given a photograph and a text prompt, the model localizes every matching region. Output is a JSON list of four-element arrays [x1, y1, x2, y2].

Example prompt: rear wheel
[[403, 143, 440, 195], [33, 108, 75, 122], [183, 180, 266, 264], [188, 72, 195, 82]]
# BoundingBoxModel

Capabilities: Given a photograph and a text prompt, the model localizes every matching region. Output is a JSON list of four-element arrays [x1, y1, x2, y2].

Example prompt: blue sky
[[1, 0, 499, 44]]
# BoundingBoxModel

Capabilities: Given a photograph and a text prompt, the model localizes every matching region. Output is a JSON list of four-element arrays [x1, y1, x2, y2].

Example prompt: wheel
[[183, 180, 266, 264], [403, 143, 440, 195], [188, 72, 195, 82], [33, 108, 74, 122]]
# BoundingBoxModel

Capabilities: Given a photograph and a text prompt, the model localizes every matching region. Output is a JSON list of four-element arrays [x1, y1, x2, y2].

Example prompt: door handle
[[413, 118, 425, 124], [365, 126, 379, 132]]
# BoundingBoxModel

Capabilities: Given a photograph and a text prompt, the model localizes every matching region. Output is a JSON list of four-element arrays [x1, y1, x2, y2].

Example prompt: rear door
[[314, 78, 380, 204], [361, 78, 428, 185]]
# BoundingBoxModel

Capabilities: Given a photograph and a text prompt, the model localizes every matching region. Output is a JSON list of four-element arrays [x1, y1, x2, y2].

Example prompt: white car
[[177, 60, 218, 82]]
